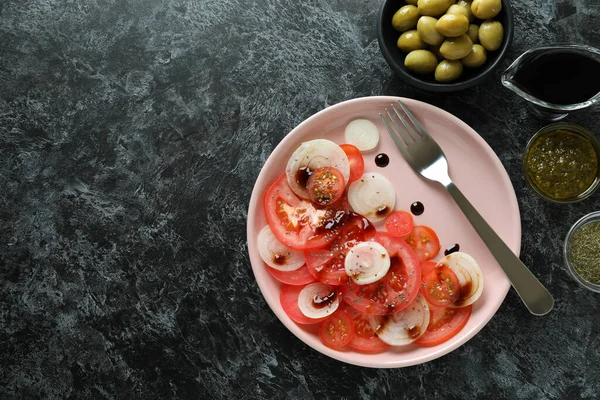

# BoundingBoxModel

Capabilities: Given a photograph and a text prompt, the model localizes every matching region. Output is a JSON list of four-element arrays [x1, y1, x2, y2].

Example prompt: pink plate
[[246, 96, 521, 368]]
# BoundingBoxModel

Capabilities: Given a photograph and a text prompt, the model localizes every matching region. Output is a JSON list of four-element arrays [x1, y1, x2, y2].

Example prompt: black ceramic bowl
[[377, 0, 514, 92]]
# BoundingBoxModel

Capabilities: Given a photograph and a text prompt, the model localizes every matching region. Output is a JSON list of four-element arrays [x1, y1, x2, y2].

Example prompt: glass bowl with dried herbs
[[564, 211, 600, 293]]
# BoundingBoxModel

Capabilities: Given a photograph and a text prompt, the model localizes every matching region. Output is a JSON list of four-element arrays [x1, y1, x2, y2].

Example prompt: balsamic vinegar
[[513, 51, 600, 105]]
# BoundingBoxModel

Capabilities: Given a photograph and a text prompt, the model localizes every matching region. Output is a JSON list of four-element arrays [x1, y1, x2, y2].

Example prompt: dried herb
[[569, 221, 600, 285]]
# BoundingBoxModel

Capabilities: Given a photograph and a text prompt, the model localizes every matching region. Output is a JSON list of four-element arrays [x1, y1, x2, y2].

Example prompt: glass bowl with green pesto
[[564, 211, 600, 293], [523, 122, 600, 203]]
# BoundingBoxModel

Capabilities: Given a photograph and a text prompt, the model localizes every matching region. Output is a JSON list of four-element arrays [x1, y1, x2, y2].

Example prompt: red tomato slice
[[280, 284, 332, 324], [306, 166, 346, 206], [403, 225, 441, 261], [420, 265, 460, 307], [420, 260, 438, 277], [264, 174, 348, 250], [318, 309, 354, 350], [339, 144, 364, 183], [344, 308, 390, 353], [305, 213, 375, 285], [267, 264, 316, 286], [385, 210, 414, 237], [415, 304, 472, 347], [342, 232, 421, 314]]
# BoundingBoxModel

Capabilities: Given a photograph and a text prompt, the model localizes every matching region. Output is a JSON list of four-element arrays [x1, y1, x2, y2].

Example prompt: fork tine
[[386, 109, 413, 146], [396, 100, 430, 139], [379, 111, 412, 161], [391, 103, 420, 142]]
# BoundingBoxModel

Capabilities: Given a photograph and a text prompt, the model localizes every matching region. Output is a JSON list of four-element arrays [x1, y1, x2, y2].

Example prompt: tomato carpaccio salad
[[258, 136, 484, 352]]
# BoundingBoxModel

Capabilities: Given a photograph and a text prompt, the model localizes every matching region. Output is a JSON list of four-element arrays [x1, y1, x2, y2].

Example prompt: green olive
[[440, 34, 473, 60], [471, 0, 502, 19], [417, 0, 452, 17], [392, 5, 420, 32], [417, 16, 445, 46], [405, 0, 419, 4], [479, 20, 504, 51], [404, 50, 439, 74], [467, 24, 479, 43], [461, 44, 487, 67], [436, 14, 469, 37], [457, 0, 475, 21], [397, 30, 427, 52], [446, 4, 470, 19], [435, 59, 463, 82]]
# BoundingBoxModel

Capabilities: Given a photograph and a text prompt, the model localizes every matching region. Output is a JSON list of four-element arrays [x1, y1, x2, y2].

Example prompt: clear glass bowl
[[522, 122, 600, 204], [502, 44, 600, 121], [563, 211, 600, 293]]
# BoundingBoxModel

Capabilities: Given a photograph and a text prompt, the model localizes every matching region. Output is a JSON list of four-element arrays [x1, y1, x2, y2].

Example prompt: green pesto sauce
[[526, 130, 598, 200], [569, 221, 600, 286]]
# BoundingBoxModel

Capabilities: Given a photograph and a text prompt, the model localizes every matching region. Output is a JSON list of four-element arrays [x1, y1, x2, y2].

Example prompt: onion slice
[[344, 119, 380, 152], [298, 282, 340, 319], [348, 173, 395, 222], [258, 225, 305, 271], [368, 294, 430, 346], [344, 241, 390, 285], [439, 252, 484, 307], [285, 139, 350, 199]]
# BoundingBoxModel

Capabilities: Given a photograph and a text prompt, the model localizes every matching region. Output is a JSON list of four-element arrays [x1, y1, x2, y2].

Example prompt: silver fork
[[380, 100, 554, 316]]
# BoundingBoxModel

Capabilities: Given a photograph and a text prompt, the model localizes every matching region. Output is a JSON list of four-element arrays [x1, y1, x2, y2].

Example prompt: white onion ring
[[257, 225, 305, 271], [439, 252, 484, 308], [344, 119, 380, 152], [348, 172, 395, 222], [285, 139, 350, 199], [344, 241, 390, 285], [298, 282, 340, 319], [368, 294, 430, 346]]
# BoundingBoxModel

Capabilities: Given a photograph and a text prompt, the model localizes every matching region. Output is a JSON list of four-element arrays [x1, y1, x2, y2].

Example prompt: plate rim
[[246, 95, 521, 368]]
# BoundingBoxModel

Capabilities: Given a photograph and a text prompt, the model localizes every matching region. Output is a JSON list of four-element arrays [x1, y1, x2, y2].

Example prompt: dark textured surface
[[1, 0, 600, 399]]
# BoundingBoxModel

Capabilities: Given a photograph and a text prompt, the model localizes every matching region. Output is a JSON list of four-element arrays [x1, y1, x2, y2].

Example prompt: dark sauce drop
[[312, 290, 337, 309], [376, 205, 390, 217], [389, 255, 401, 270], [410, 201, 424, 216], [272, 253, 288, 266], [407, 325, 421, 339], [375, 314, 391, 335], [513, 51, 600, 105], [375, 153, 390, 168], [455, 280, 473, 307], [354, 214, 376, 239], [315, 209, 348, 234], [295, 166, 312, 188], [444, 243, 460, 256]]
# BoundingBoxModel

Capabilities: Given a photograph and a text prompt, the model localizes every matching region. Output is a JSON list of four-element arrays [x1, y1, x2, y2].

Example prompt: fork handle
[[445, 182, 554, 316]]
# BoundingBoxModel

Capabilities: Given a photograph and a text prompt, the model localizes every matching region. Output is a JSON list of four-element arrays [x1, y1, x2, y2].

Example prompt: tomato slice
[[341, 232, 421, 314], [385, 210, 414, 237], [318, 309, 354, 350], [420, 260, 438, 277], [344, 308, 390, 353], [403, 225, 441, 261], [415, 304, 472, 347], [280, 284, 332, 324], [264, 174, 348, 250], [267, 264, 316, 286], [306, 166, 346, 206], [339, 144, 364, 183], [305, 213, 375, 285], [420, 265, 460, 307]]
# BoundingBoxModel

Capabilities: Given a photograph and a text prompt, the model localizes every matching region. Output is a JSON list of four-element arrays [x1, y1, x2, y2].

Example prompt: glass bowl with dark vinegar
[[502, 44, 600, 120]]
